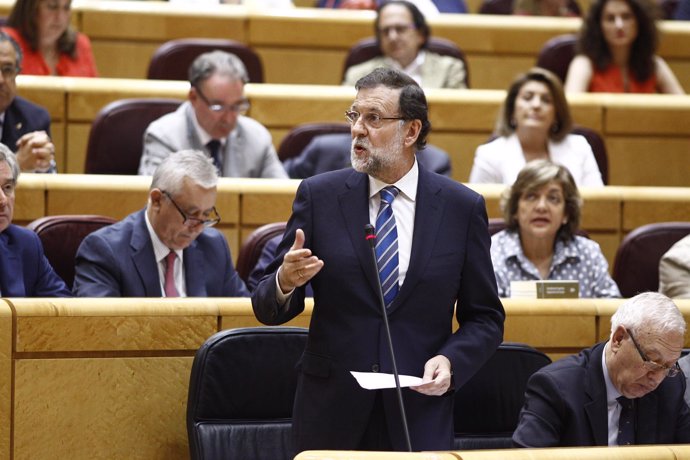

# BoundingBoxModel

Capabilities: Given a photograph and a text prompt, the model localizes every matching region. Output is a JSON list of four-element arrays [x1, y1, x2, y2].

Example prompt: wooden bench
[[1, 297, 688, 459], [16, 77, 690, 186], [2, 1, 690, 90]]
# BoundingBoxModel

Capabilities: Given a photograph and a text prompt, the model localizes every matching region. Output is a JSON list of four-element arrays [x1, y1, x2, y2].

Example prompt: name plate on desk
[[510, 280, 580, 299]]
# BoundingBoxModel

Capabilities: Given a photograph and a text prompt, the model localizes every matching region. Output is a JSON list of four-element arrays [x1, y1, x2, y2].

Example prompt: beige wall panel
[[607, 137, 690, 187], [620, 187, 690, 231], [464, 55, 536, 90], [67, 79, 187, 122], [587, 232, 620, 272], [579, 188, 621, 231], [16, 76, 65, 121], [505, 315, 596, 350], [91, 42, 161, 79], [240, 183, 299, 225], [66, 124, 90, 173], [258, 48, 347, 85], [248, 9, 373, 48], [15, 316, 215, 352], [666, 59, 690, 94], [247, 85, 354, 127], [428, 132, 491, 184], [13, 357, 191, 460], [427, 89, 503, 131], [79, 2, 247, 41], [219, 301, 313, 330], [14, 174, 47, 223], [44, 174, 150, 218], [605, 96, 690, 136], [0, 301, 12, 460]]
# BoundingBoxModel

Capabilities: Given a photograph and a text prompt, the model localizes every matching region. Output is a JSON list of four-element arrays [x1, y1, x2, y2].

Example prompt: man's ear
[[149, 188, 164, 212], [403, 119, 422, 149], [610, 325, 626, 353]]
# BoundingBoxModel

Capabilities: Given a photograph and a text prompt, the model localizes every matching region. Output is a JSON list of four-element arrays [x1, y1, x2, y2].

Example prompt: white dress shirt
[[145, 210, 187, 297]]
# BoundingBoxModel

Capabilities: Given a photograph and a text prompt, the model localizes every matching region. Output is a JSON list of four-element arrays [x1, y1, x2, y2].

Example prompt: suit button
[[371, 364, 379, 372]]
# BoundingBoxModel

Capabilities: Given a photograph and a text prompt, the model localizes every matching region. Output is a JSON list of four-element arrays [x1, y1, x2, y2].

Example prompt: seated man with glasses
[[74, 150, 249, 297], [513, 291, 690, 447], [0, 32, 57, 173], [342, 1, 467, 89], [138, 50, 286, 179]]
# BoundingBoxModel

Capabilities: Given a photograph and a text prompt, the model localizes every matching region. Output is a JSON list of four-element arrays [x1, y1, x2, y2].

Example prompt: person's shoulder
[[9, 95, 50, 117], [662, 234, 690, 261], [146, 102, 187, 132], [236, 115, 272, 139], [75, 31, 93, 47], [4, 224, 39, 243], [426, 51, 464, 67], [83, 212, 138, 245], [570, 234, 603, 252]]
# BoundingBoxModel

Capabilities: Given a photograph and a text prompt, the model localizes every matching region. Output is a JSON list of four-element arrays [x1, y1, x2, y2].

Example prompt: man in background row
[[0, 32, 56, 173], [0, 144, 69, 296], [75, 150, 249, 297], [139, 50, 287, 179], [342, 1, 467, 89], [513, 292, 690, 447]]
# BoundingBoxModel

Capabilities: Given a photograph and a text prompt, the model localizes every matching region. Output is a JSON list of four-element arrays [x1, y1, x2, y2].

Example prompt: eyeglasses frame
[[344, 110, 407, 129], [626, 328, 681, 378], [161, 190, 221, 228], [193, 85, 250, 114]]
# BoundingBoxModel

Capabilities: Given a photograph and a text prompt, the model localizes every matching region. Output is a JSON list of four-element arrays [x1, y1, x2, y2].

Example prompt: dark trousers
[[357, 391, 393, 451]]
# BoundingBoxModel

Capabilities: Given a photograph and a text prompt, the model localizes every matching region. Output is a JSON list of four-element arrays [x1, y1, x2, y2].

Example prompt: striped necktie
[[375, 186, 400, 308]]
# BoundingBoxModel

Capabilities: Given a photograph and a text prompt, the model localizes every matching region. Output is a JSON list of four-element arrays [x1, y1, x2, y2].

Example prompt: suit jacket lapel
[[387, 166, 443, 314], [183, 240, 207, 296], [338, 171, 381, 310], [584, 344, 610, 446], [130, 211, 164, 297]]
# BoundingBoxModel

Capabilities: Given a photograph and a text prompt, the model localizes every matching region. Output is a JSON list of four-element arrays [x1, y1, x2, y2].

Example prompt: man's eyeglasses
[[378, 24, 416, 37], [345, 110, 406, 129], [194, 86, 250, 114], [162, 191, 221, 228], [627, 328, 681, 377], [0, 64, 19, 79]]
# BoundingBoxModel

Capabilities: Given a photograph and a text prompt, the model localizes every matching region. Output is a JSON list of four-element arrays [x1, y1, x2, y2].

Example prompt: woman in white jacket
[[469, 68, 604, 187]]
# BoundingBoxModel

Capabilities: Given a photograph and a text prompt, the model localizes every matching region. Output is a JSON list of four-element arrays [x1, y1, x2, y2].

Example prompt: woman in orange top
[[565, 0, 683, 94], [4, 0, 97, 77]]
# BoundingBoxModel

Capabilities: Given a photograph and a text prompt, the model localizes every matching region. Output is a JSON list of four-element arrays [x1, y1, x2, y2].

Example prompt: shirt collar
[[144, 208, 184, 262], [602, 342, 623, 407], [190, 106, 227, 148], [367, 158, 418, 202]]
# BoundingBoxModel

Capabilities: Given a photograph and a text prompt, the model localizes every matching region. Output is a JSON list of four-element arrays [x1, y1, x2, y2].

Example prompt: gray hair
[[610, 292, 686, 337], [188, 50, 249, 86], [0, 30, 23, 70], [150, 150, 218, 196], [0, 143, 20, 182]]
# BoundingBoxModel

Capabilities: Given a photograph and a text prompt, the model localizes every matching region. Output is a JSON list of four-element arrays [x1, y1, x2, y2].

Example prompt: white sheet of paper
[[350, 371, 424, 390]]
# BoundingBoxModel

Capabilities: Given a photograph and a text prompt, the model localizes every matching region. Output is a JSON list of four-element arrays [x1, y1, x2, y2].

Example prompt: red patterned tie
[[164, 251, 179, 297]]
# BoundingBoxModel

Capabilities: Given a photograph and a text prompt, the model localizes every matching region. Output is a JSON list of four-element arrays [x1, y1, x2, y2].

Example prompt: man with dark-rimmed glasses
[[138, 50, 286, 179], [74, 150, 249, 297], [514, 291, 690, 447]]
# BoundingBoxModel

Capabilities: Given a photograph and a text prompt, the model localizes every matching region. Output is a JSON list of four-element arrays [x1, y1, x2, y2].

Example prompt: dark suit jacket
[[283, 133, 452, 179], [513, 342, 690, 447], [73, 209, 249, 297], [0, 224, 70, 297], [252, 165, 504, 452], [1, 95, 55, 173]]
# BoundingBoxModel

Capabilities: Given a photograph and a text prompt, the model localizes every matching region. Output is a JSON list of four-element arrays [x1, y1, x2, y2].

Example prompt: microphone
[[364, 224, 412, 452]]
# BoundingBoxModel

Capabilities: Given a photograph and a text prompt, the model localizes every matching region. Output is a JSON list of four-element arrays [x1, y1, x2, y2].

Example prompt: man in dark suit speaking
[[513, 292, 690, 447], [252, 68, 504, 453], [74, 150, 249, 298]]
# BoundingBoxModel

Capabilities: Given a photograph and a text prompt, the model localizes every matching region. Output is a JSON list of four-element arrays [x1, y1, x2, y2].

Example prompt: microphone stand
[[364, 224, 412, 452]]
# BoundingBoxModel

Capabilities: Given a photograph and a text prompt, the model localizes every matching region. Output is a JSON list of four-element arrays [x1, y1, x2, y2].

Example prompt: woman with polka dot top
[[490, 159, 620, 298]]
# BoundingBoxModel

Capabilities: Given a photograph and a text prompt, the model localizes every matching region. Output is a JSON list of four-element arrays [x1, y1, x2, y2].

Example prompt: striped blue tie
[[375, 186, 400, 308]]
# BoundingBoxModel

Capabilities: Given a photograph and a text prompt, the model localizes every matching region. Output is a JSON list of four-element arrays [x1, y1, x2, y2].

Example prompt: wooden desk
[[16, 77, 690, 187], [3, 1, 690, 90], [1, 297, 689, 459]]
